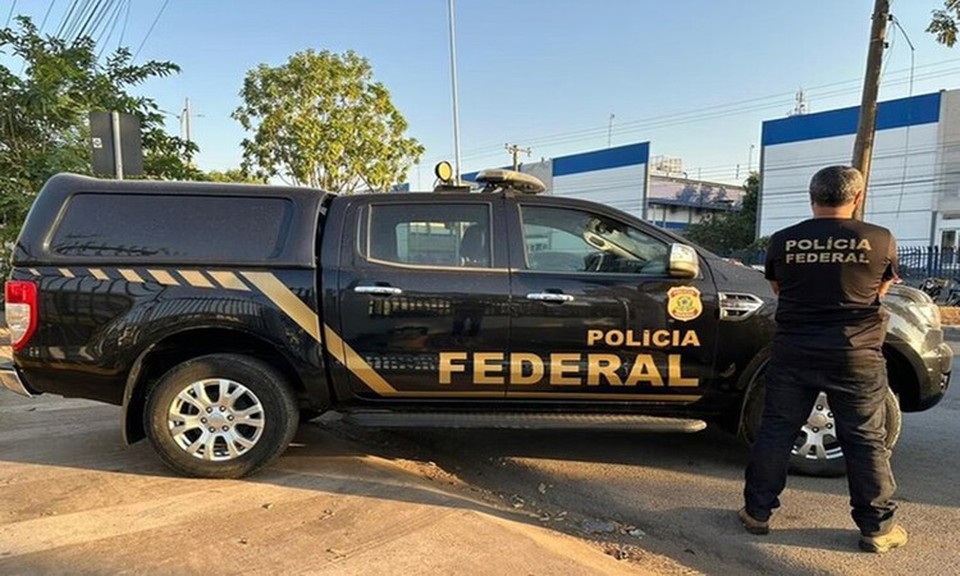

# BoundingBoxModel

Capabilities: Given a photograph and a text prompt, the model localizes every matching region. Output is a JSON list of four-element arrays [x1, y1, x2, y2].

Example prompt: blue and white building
[[759, 90, 960, 247], [464, 142, 744, 232]]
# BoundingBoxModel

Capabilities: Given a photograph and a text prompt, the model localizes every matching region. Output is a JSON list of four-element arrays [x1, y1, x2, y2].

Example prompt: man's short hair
[[809, 165, 864, 207]]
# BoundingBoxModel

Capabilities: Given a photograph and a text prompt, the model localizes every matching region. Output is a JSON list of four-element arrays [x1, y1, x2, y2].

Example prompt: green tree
[[683, 173, 762, 258], [0, 16, 197, 272], [205, 169, 267, 184], [233, 49, 424, 193], [928, 0, 960, 46]]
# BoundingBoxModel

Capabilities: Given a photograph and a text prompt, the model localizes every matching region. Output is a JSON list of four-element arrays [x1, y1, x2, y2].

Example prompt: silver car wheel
[[167, 378, 265, 461], [792, 392, 843, 463]]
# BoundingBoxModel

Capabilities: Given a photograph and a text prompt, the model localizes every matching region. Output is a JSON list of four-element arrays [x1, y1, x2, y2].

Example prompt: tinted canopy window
[[368, 203, 491, 268], [51, 193, 292, 261]]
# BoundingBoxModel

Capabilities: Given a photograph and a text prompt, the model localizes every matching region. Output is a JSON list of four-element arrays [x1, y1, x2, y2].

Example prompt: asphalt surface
[[1, 339, 957, 574], [332, 350, 960, 576], [0, 392, 673, 575]]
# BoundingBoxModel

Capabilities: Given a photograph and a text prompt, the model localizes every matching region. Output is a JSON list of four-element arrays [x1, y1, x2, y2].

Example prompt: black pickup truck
[[1, 171, 952, 478]]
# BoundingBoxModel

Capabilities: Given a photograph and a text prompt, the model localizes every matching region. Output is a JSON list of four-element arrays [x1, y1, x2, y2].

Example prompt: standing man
[[740, 166, 906, 553]]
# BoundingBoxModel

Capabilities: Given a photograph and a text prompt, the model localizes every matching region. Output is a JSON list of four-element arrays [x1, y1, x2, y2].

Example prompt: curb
[[944, 326, 960, 341]]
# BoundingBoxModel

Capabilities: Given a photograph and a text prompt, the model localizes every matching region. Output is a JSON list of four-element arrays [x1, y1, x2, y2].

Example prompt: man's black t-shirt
[[765, 217, 897, 366]]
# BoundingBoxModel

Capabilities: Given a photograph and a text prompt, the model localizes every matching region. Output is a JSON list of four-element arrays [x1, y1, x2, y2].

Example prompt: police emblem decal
[[667, 286, 703, 322]]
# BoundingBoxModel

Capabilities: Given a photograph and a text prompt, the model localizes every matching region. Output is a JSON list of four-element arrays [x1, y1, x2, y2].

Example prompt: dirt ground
[[939, 306, 960, 325], [0, 328, 688, 575]]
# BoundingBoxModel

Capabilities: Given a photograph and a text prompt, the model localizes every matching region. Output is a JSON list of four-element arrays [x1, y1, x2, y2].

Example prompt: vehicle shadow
[[1, 397, 947, 576]]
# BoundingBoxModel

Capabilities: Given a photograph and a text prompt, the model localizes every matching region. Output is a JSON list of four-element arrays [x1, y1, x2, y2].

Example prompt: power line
[[55, 0, 81, 38], [441, 59, 960, 168], [39, 0, 57, 33], [117, 0, 130, 48], [133, 0, 169, 60], [96, 0, 127, 57], [62, 0, 93, 41], [5, 0, 17, 28], [86, 0, 117, 42]]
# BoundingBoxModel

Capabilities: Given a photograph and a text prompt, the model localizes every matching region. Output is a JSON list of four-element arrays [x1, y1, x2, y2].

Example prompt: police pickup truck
[[1, 169, 952, 478]]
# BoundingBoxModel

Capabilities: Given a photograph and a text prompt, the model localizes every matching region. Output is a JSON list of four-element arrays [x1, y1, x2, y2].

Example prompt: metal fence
[[897, 246, 960, 281]]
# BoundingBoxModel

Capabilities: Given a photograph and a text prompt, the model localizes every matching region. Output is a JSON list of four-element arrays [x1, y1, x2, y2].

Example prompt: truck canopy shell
[[14, 173, 328, 268]]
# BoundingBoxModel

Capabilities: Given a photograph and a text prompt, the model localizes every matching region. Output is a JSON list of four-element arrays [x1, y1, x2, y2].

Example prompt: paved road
[[333, 354, 960, 575], [1, 342, 956, 575], [0, 391, 686, 575]]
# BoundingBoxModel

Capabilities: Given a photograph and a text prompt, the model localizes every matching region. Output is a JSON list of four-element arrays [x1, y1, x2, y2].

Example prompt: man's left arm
[[879, 234, 899, 298]]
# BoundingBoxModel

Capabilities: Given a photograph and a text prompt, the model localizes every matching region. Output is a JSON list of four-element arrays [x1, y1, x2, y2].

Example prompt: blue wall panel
[[762, 92, 941, 147], [552, 142, 650, 177]]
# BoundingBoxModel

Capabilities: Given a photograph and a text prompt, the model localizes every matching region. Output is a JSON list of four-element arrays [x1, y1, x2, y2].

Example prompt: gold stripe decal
[[58, 268, 74, 278], [119, 269, 145, 283], [324, 324, 398, 395], [209, 271, 250, 291], [178, 270, 215, 288], [506, 392, 702, 402], [148, 269, 180, 286], [321, 322, 700, 401], [89, 268, 109, 281], [242, 272, 321, 343]]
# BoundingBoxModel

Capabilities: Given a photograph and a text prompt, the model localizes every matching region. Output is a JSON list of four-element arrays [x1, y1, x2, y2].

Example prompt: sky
[[5, 0, 960, 187]]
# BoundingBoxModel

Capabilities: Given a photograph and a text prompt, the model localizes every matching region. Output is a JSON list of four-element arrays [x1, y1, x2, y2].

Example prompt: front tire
[[741, 368, 901, 477], [144, 354, 298, 478]]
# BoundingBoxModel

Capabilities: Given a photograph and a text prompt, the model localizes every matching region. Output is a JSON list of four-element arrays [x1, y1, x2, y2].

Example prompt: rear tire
[[741, 367, 901, 477], [144, 354, 298, 478]]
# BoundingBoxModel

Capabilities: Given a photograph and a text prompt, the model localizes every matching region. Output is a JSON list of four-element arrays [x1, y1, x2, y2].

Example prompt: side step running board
[[343, 411, 707, 433]]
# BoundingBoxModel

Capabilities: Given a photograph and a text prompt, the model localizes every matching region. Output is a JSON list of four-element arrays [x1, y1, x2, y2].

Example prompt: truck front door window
[[520, 206, 668, 275]]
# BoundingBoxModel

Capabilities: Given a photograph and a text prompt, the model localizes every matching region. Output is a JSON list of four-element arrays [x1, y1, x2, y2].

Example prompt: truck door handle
[[354, 285, 403, 296], [526, 292, 574, 303]]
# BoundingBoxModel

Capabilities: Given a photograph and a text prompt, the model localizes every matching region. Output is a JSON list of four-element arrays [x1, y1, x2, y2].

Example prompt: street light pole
[[447, 0, 463, 185]]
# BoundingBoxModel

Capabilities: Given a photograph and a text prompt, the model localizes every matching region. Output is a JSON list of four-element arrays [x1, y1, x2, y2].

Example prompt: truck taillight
[[5, 280, 38, 351]]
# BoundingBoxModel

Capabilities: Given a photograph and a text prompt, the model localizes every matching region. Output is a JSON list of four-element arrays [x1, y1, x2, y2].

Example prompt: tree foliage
[[233, 49, 424, 193], [205, 169, 267, 184], [0, 16, 198, 272], [683, 173, 763, 258], [928, 0, 960, 47]]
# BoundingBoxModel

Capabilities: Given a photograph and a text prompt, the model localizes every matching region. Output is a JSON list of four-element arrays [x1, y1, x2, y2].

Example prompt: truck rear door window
[[367, 203, 492, 268], [51, 193, 292, 261]]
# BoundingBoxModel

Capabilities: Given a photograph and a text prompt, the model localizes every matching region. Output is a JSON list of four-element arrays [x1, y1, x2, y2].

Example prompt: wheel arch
[[121, 327, 310, 445], [882, 342, 920, 411], [735, 342, 916, 438], [733, 345, 772, 439]]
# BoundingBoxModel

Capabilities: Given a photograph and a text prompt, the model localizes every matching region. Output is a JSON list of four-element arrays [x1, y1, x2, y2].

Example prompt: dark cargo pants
[[743, 360, 897, 536]]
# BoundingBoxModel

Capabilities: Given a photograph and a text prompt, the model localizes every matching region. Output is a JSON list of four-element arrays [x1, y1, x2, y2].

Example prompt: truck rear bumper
[[0, 361, 33, 397]]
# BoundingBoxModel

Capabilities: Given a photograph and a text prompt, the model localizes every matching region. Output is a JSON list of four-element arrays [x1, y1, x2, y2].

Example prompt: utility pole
[[182, 97, 192, 143], [505, 143, 531, 170], [607, 113, 615, 147], [447, 0, 463, 184], [851, 0, 890, 220], [111, 111, 124, 180]]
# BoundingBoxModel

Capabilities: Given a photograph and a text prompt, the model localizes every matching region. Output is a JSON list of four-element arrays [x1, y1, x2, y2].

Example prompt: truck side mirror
[[669, 243, 699, 278]]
